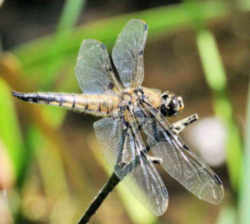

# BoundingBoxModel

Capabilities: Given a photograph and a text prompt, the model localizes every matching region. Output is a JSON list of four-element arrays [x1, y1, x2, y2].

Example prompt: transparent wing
[[124, 130, 168, 216], [142, 116, 224, 205], [94, 117, 135, 175], [112, 19, 148, 88], [93, 117, 122, 166], [93, 117, 168, 215], [75, 39, 120, 94]]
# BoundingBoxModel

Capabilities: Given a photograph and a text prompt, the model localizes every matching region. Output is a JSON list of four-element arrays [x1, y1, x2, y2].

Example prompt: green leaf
[[0, 78, 24, 179]]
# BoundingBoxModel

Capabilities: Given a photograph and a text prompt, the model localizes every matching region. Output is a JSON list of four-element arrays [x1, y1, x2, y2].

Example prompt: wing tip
[[128, 18, 148, 30], [80, 39, 103, 49], [154, 198, 168, 216]]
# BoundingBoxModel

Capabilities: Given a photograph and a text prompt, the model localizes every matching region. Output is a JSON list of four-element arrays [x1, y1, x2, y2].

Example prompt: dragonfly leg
[[171, 113, 199, 134], [114, 119, 131, 179], [115, 132, 126, 167]]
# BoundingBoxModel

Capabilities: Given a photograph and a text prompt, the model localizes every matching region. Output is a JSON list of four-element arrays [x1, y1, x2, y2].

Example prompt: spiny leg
[[114, 116, 133, 179], [141, 98, 198, 135], [171, 114, 199, 134]]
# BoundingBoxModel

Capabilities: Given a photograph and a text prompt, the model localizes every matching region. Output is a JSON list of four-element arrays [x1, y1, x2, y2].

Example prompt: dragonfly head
[[160, 91, 184, 117]]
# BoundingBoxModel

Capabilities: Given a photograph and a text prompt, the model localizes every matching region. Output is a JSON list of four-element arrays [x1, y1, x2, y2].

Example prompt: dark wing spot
[[214, 174, 223, 185], [144, 23, 148, 31]]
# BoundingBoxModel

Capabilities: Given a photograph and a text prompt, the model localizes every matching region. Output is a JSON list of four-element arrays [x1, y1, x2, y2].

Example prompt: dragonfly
[[13, 19, 224, 215]]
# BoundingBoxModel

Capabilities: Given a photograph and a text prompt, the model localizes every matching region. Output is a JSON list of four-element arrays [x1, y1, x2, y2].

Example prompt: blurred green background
[[0, 0, 249, 223]]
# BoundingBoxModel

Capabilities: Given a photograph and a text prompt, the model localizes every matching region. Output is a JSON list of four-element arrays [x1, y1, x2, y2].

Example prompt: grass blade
[[14, 1, 229, 77], [239, 81, 250, 224], [216, 206, 236, 224], [0, 78, 24, 181], [57, 0, 86, 33], [197, 29, 243, 191]]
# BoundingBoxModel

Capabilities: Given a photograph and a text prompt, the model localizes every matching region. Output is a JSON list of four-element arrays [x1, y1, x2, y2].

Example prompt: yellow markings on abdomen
[[74, 94, 119, 116], [12, 91, 120, 117]]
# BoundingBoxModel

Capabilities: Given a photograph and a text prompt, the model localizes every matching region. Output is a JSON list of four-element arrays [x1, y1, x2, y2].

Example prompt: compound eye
[[161, 93, 168, 100]]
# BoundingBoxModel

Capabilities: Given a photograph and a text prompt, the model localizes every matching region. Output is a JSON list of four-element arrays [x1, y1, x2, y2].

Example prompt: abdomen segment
[[12, 91, 119, 116]]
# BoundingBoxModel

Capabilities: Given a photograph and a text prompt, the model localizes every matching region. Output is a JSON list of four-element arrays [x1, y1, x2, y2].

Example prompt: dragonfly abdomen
[[12, 91, 119, 116]]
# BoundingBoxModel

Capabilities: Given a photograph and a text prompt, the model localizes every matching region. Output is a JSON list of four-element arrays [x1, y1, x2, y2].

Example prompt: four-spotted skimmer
[[13, 19, 224, 215]]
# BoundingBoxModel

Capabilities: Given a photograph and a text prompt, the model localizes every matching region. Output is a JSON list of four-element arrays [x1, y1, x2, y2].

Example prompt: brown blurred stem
[[78, 172, 120, 224]]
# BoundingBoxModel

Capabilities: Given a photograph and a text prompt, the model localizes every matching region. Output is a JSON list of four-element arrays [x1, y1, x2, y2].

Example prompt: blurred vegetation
[[0, 0, 249, 223]]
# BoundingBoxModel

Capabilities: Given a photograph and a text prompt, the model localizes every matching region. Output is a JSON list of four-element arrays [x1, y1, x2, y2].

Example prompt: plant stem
[[78, 172, 120, 224]]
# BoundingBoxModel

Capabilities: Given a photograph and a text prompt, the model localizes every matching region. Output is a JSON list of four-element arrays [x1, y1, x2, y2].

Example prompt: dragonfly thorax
[[117, 87, 184, 119], [133, 87, 184, 117]]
